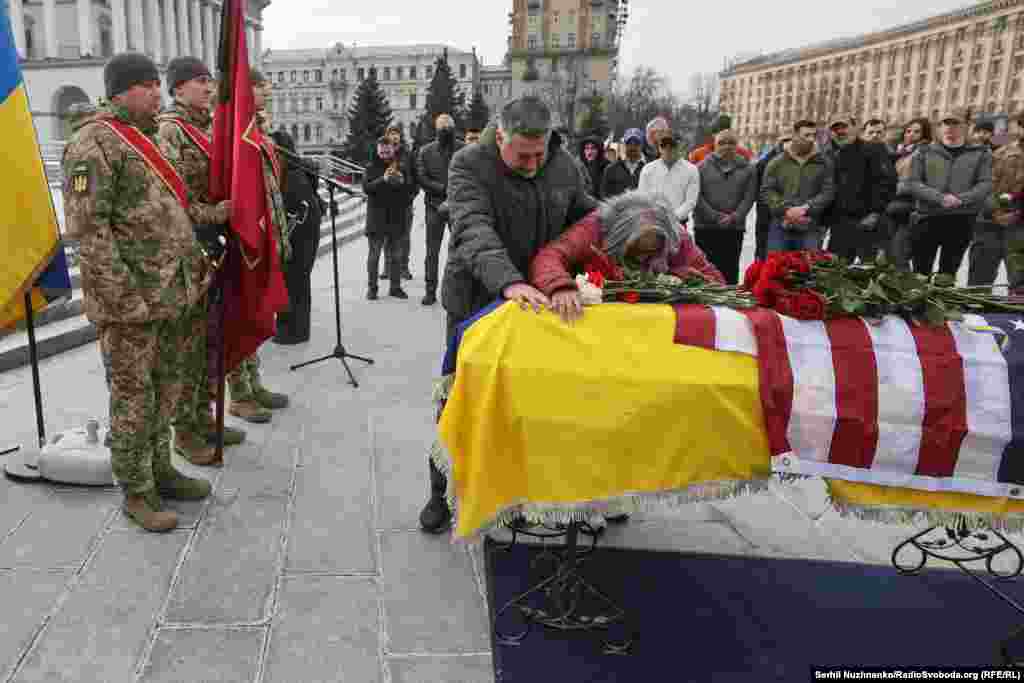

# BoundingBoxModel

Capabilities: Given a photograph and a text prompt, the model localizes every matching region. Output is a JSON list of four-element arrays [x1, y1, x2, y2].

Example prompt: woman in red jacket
[[530, 191, 724, 322]]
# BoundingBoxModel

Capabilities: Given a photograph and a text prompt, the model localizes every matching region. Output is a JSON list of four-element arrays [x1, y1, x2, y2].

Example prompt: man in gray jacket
[[417, 113, 464, 306], [902, 109, 993, 277], [420, 96, 598, 534], [692, 130, 756, 283]]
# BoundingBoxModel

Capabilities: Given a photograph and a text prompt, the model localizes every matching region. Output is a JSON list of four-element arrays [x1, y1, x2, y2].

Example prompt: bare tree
[[688, 71, 721, 145]]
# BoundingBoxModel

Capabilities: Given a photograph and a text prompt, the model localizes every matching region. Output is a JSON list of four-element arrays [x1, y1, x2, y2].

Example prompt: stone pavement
[[0, 200, 1015, 682]]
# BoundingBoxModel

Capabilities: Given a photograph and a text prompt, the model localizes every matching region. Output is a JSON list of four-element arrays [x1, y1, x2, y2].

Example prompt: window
[[290, 70, 296, 82], [331, 69, 338, 80], [409, 93, 417, 109], [552, 10, 559, 23], [316, 125, 322, 142], [316, 97, 323, 111], [357, 68, 365, 80], [278, 72, 285, 83], [990, 81, 1000, 95], [383, 67, 391, 80], [551, 34, 560, 48], [304, 97, 311, 111], [460, 63, 467, 79], [303, 70, 309, 82], [315, 70, 322, 82], [484, 83, 491, 95], [409, 66, 417, 79], [426, 66, 433, 79], [397, 67, 404, 80], [291, 124, 299, 139], [567, 33, 576, 48], [592, 33, 601, 46], [339, 69, 346, 80], [304, 124, 311, 142], [369, 67, 377, 79]]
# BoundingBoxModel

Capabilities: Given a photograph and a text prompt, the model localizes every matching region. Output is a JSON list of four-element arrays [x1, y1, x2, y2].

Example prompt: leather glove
[[194, 223, 228, 264], [438, 201, 450, 220], [859, 213, 880, 231]]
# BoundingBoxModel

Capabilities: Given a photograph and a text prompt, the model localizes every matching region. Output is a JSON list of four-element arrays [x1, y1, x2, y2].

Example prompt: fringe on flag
[[428, 436, 772, 541], [827, 497, 1024, 535]]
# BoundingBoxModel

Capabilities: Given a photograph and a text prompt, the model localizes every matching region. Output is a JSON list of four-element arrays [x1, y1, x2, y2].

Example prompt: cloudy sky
[[262, 0, 977, 97]]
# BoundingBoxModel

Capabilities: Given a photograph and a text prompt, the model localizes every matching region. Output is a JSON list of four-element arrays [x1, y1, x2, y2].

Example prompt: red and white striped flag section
[[674, 305, 1024, 502]]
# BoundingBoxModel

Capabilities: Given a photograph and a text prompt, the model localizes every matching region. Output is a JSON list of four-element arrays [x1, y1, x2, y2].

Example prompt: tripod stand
[[290, 180, 374, 387]]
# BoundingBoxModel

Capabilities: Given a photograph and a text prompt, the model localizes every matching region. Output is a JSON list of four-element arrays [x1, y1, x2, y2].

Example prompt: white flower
[[575, 274, 604, 305]]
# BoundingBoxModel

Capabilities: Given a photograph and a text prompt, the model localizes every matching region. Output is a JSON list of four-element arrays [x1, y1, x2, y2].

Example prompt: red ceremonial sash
[[96, 118, 190, 210], [256, 127, 282, 183], [165, 117, 213, 158]]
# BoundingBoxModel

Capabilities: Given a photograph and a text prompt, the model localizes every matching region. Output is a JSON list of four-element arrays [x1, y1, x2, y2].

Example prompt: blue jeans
[[766, 222, 824, 253]]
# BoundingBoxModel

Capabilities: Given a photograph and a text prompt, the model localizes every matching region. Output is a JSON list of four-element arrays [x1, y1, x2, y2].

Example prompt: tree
[[688, 71, 721, 146], [467, 91, 491, 130], [415, 50, 462, 145], [576, 94, 610, 140], [339, 69, 392, 165]]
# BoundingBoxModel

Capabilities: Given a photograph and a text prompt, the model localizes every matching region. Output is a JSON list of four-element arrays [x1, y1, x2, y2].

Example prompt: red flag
[[210, 0, 287, 373]]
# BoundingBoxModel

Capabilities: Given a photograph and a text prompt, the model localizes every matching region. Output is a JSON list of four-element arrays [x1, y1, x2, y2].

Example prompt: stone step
[[0, 196, 366, 338], [0, 201, 367, 374]]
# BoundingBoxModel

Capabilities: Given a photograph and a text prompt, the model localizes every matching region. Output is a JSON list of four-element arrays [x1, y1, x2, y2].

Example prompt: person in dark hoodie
[[271, 130, 323, 344], [380, 125, 416, 282], [419, 96, 599, 534], [577, 134, 609, 199], [417, 113, 464, 306], [363, 135, 417, 300], [601, 128, 646, 198]]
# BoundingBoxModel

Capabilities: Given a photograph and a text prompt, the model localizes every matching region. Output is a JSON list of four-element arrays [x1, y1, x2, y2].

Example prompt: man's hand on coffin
[[551, 288, 583, 324], [502, 282, 551, 313]]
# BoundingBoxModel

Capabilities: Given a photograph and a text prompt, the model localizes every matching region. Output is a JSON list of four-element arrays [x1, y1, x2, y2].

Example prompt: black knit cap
[[104, 52, 160, 99], [166, 56, 211, 94], [250, 68, 267, 85]]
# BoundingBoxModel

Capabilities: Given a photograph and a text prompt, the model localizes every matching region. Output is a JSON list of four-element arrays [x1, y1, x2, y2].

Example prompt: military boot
[[228, 399, 272, 423], [252, 385, 289, 410], [123, 493, 178, 532], [157, 469, 212, 501], [174, 431, 223, 467], [419, 460, 452, 534], [197, 408, 246, 446]]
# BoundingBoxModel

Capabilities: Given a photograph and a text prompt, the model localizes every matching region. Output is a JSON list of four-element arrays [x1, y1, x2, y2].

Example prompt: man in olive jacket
[[421, 96, 598, 534]]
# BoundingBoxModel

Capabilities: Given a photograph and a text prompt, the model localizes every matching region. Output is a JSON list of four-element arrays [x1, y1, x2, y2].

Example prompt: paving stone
[[379, 531, 490, 654], [0, 570, 72, 682], [711, 492, 861, 562], [164, 496, 287, 625], [287, 459, 375, 574], [139, 627, 263, 683], [216, 426, 295, 501], [387, 655, 494, 683], [0, 476, 53, 540], [373, 406, 437, 531], [12, 530, 187, 682], [599, 520, 753, 556], [263, 576, 380, 683], [0, 489, 116, 569]]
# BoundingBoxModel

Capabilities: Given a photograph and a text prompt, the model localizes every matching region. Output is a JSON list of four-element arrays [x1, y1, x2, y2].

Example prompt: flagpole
[[213, 263, 228, 462], [24, 290, 46, 449]]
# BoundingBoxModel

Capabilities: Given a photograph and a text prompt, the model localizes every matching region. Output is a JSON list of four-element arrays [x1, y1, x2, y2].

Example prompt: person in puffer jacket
[[577, 134, 609, 199], [901, 109, 993, 277]]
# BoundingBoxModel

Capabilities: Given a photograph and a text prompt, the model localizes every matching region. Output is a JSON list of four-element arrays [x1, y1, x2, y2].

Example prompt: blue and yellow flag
[[0, 9, 71, 330]]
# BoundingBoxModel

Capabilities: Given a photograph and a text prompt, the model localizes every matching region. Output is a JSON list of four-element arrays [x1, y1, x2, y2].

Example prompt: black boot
[[421, 290, 437, 306], [419, 460, 452, 533]]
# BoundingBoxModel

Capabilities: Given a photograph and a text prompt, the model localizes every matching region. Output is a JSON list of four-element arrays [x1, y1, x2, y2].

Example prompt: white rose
[[575, 274, 604, 306]]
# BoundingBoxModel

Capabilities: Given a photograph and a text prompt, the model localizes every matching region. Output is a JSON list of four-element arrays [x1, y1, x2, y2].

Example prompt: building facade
[[261, 43, 479, 155], [480, 63, 514, 119], [720, 0, 1024, 150], [8, 0, 268, 147], [505, 0, 627, 129]]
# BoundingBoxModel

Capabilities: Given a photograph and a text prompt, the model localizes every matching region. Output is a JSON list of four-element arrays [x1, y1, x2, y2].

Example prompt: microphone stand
[[284, 151, 374, 387]]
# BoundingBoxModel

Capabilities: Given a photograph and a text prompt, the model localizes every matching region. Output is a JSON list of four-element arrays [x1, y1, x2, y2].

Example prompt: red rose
[[621, 292, 640, 303], [752, 279, 784, 306], [787, 253, 811, 274], [775, 294, 800, 317], [792, 291, 827, 320], [587, 270, 605, 288], [743, 261, 763, 290]]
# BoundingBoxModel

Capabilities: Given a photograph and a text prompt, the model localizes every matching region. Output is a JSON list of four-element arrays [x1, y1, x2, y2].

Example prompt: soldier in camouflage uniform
[[62, 52, 213, 532], [975, 111, 1024, 291], [224, 68, 290, 423], [157, 57, 246, 456]]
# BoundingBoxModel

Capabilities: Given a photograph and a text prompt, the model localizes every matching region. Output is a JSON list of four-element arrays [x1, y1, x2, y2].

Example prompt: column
[[10, 0, 26, 59], [130, 0, 146, 53], [147, 0, 163, 62], [177, 0, 189, 57], [202, 1, 215, 68], [254, 24, 262, 65], [190, 0, 201, 59], [110, 0, 128, 54], [246, 22, 255, 60], [76, 0, 91, 57], [164, 0, 178, 60], [43, 0, 58, 58]]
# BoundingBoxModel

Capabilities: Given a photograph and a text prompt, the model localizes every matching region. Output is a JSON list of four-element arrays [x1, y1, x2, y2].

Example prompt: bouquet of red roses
[[743, 250, 1024, 324]]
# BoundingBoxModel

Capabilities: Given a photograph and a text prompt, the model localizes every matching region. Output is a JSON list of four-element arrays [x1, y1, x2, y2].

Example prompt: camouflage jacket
[[156, 103, 228, 227], [256, 111, 291, 262], [62, 104, 210, 324], [984, 143, 1024, 218]]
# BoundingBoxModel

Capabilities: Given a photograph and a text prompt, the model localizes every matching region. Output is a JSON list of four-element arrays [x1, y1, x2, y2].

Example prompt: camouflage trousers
[[98, 313, 189, 496], [172, 294, 213, 436], [226, 352, 262, 402]]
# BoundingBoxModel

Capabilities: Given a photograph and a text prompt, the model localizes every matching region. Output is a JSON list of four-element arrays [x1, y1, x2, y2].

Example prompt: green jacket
[[759, 151, 835, 231]]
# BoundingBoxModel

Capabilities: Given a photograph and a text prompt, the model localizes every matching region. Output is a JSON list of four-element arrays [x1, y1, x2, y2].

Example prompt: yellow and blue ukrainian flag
[[0, 7, 71, 330]]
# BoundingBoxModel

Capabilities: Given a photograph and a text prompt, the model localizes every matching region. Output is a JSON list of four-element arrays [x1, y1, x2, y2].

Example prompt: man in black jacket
[[420, 97, 598, 534], [600, 128, 646, 198], [753, 133, 791, 261], [416, 113, 464, 306], [823, 114, 897, 262]]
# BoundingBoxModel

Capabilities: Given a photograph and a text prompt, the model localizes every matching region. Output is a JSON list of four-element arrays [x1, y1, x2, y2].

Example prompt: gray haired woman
[[530, 191, 724, 322]]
